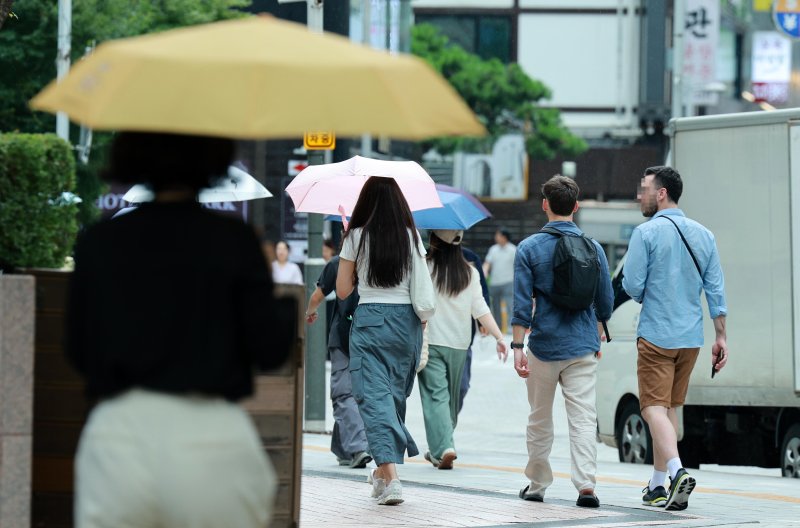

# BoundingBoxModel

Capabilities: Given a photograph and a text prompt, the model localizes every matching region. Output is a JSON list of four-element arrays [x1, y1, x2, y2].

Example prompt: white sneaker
[[367, 468, 385, 498], [377, 479, 404, 505]]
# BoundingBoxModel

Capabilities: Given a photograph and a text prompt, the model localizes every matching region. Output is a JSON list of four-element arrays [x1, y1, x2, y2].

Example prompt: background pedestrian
[[483, 228, 516, 332], [418, 229, 506, 470]]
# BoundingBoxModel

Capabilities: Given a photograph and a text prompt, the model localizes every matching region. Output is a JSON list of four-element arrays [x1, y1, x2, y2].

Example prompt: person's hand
[[496, 339, 508, 363], [305, 311, 318, 324], [514, 347, 529, 378], [711, 337, 728, 372]]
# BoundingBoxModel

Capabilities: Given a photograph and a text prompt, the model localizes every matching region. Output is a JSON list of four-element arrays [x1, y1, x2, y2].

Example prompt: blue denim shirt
[[622, 208, 727, 349], [512, 221, 613, 362]]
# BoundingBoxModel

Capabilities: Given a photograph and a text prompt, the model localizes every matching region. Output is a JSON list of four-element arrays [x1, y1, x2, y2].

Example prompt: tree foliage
[[0, 0, 250, 226], [0, 133, 78, 270], [411, 24, 586, 161]]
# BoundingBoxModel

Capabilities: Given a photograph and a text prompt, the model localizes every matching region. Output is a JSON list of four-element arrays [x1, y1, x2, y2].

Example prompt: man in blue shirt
[[511, 175, 613, 508], [623, 166, 728, 511]]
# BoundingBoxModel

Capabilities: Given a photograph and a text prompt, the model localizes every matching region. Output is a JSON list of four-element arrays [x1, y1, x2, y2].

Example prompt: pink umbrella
[[285, 156, 443, 218]]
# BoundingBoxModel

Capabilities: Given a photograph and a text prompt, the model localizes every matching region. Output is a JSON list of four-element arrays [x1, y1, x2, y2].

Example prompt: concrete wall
[[0, 275, 35, 528]]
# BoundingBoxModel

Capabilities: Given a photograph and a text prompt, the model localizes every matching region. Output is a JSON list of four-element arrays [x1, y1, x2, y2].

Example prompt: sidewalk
[[300, 435, 800, 527], [298, 339, 800, 527]]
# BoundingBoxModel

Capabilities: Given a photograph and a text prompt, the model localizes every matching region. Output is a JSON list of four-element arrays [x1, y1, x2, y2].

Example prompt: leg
[[458, 346, 473, 414], [642, 406, 679, 467], [500, 283, 514, 333], [559, 353, 599, 493], [330, 347, 368, 460], [444, 347, 467, 429], [524, 351, 559, 496], [489, 285, 503, 325], [417, 346, 454, 459], [636, 338, 678, 473]]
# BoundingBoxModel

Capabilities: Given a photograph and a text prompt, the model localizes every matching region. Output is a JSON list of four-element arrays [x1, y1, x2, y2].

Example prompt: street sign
[[683, 0, 720, 106], [751, 31, 792, 103], [773, 0, 800, 39], [303, 131, 335, 150], [288, 160, 308, 176]]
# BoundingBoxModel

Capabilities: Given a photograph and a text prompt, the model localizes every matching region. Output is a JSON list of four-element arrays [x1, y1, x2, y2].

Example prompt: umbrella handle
[[338, 205, 349, 231]]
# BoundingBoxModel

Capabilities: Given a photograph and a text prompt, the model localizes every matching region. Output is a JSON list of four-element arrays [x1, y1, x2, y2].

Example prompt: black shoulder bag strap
[[660, 215, 702, 276]]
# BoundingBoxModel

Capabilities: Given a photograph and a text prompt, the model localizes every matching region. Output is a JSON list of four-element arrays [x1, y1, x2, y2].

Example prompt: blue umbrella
[[327, 184, 491, 230]]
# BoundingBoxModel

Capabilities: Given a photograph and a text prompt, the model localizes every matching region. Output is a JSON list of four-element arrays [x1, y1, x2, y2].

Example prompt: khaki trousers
[[524, 349, 598, 495], [75, 389, 276, 528]]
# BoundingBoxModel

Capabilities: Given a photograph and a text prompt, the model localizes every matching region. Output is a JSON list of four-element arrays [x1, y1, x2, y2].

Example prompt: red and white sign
[[683, 0, 720, 105], [288, 160, 308, 177], [752, 31, 792, 104]]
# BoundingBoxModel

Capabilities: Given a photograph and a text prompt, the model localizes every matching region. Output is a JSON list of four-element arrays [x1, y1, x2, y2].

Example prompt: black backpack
[[540, 227, 599, 311]]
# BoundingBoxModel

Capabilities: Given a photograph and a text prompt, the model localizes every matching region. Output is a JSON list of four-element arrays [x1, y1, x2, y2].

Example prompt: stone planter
[[0, 274, 35, 528]]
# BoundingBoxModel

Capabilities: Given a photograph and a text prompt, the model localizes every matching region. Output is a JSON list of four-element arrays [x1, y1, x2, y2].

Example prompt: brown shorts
[[637, 337, 699, 410]]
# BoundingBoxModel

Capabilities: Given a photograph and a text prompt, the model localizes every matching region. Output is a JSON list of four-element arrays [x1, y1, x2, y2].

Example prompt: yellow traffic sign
[[304, 131, 335, 150]]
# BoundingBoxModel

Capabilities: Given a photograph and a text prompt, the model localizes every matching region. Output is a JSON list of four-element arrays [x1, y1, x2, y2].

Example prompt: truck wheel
[[616, 400, 653, 464], [781, 424, 800, 478]]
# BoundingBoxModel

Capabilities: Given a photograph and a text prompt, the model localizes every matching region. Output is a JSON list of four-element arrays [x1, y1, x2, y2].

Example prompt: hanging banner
[[683, 0, 721, 106]]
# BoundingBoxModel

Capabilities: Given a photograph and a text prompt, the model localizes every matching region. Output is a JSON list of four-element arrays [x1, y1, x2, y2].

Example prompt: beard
[[641, 202, 657, 217]]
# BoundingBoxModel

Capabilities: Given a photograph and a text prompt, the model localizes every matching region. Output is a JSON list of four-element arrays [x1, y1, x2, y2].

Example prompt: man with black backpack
[[511, 175, 613, 508], [623, 166, 727, 511]]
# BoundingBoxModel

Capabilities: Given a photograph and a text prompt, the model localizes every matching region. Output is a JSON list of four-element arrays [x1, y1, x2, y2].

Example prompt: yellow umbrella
[[30, 16, 485, 140]]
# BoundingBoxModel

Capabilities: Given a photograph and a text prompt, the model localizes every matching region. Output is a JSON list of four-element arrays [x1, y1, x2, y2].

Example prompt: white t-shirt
[[339, 227, 426, 304], [427, 264, 490, 349], [485, 243, 517, 285], [272, 261, 304, 285]]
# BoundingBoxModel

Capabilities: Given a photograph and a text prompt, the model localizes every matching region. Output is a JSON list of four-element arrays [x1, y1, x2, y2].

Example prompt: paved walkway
[[298, 337, 800, 527]]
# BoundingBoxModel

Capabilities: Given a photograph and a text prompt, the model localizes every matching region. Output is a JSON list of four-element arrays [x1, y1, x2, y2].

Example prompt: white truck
[[596, 109, 800, 477]]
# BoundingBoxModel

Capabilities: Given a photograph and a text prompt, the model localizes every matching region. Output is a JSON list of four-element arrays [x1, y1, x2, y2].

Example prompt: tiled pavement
[[300, 472, 702, 528]]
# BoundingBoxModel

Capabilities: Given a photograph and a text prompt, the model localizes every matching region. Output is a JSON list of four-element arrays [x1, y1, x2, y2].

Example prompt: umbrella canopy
[[412, 184, 492, 230], [327, 184, 491, 230], [285, 156, 442, 216], [123, 165, 272, 203], [29, 16, 485, 140]]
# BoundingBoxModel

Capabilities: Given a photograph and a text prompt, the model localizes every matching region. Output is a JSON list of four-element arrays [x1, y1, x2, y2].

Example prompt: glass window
[[416, 14, 511, 63]]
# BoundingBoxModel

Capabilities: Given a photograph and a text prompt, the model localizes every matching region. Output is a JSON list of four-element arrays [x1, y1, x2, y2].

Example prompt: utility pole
[[360, 0, 371, 157], [303, 0, 327, 433], [56, 0, 71, 142]]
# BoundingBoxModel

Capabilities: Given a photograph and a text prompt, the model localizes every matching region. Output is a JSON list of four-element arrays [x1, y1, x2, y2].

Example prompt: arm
[[305, 287, 326, 324], [621, 228, 647, 303], [469, 270, 506, 361], [511, 324, 529, 378], [336, 258, 356, 300], [510, 247, 534, 378], [712, 315, 728, 372]]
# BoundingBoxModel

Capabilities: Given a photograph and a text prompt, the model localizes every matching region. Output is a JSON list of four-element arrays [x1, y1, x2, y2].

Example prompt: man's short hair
[[645, 166, 683, 204], [541, 175, 579, 216]]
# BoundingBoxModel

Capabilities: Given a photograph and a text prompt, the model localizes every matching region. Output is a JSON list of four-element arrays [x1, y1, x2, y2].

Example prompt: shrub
[[0, 133, 78, 270]]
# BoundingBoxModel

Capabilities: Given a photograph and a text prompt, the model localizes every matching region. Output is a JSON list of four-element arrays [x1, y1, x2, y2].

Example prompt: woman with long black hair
[[419, 230, 507, 470], [336, 176, 433, 506]]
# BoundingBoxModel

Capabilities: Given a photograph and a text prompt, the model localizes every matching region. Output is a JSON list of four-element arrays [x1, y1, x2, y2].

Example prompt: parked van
[[596, 109, 800, 477]]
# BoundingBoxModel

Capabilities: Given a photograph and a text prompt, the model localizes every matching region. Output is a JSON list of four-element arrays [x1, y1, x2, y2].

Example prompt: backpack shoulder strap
[[540, 226, 563, 237], [659, 215, 702, 276]]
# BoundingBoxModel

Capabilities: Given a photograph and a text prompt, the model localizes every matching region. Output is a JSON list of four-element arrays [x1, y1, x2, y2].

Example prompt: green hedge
[[0, 133, 79, 270]]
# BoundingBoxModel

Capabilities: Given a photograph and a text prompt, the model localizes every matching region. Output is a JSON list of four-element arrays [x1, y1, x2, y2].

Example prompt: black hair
[[323, 239, 336, 251], [276, 240, 291, 251], [496, 228, 512, 243], [104, 132, 234, 193], [345, 176, 420, 288], [541, 175, 579, 215], [645, 166, 683, 204], [428, 232, 471, 297]]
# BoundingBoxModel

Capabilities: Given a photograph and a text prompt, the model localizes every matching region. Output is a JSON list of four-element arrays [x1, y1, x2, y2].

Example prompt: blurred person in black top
[[66, 132, 294, 528]]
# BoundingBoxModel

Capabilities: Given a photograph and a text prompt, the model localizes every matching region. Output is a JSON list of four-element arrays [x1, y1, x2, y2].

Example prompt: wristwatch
[[510, 342, 525, 350]]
